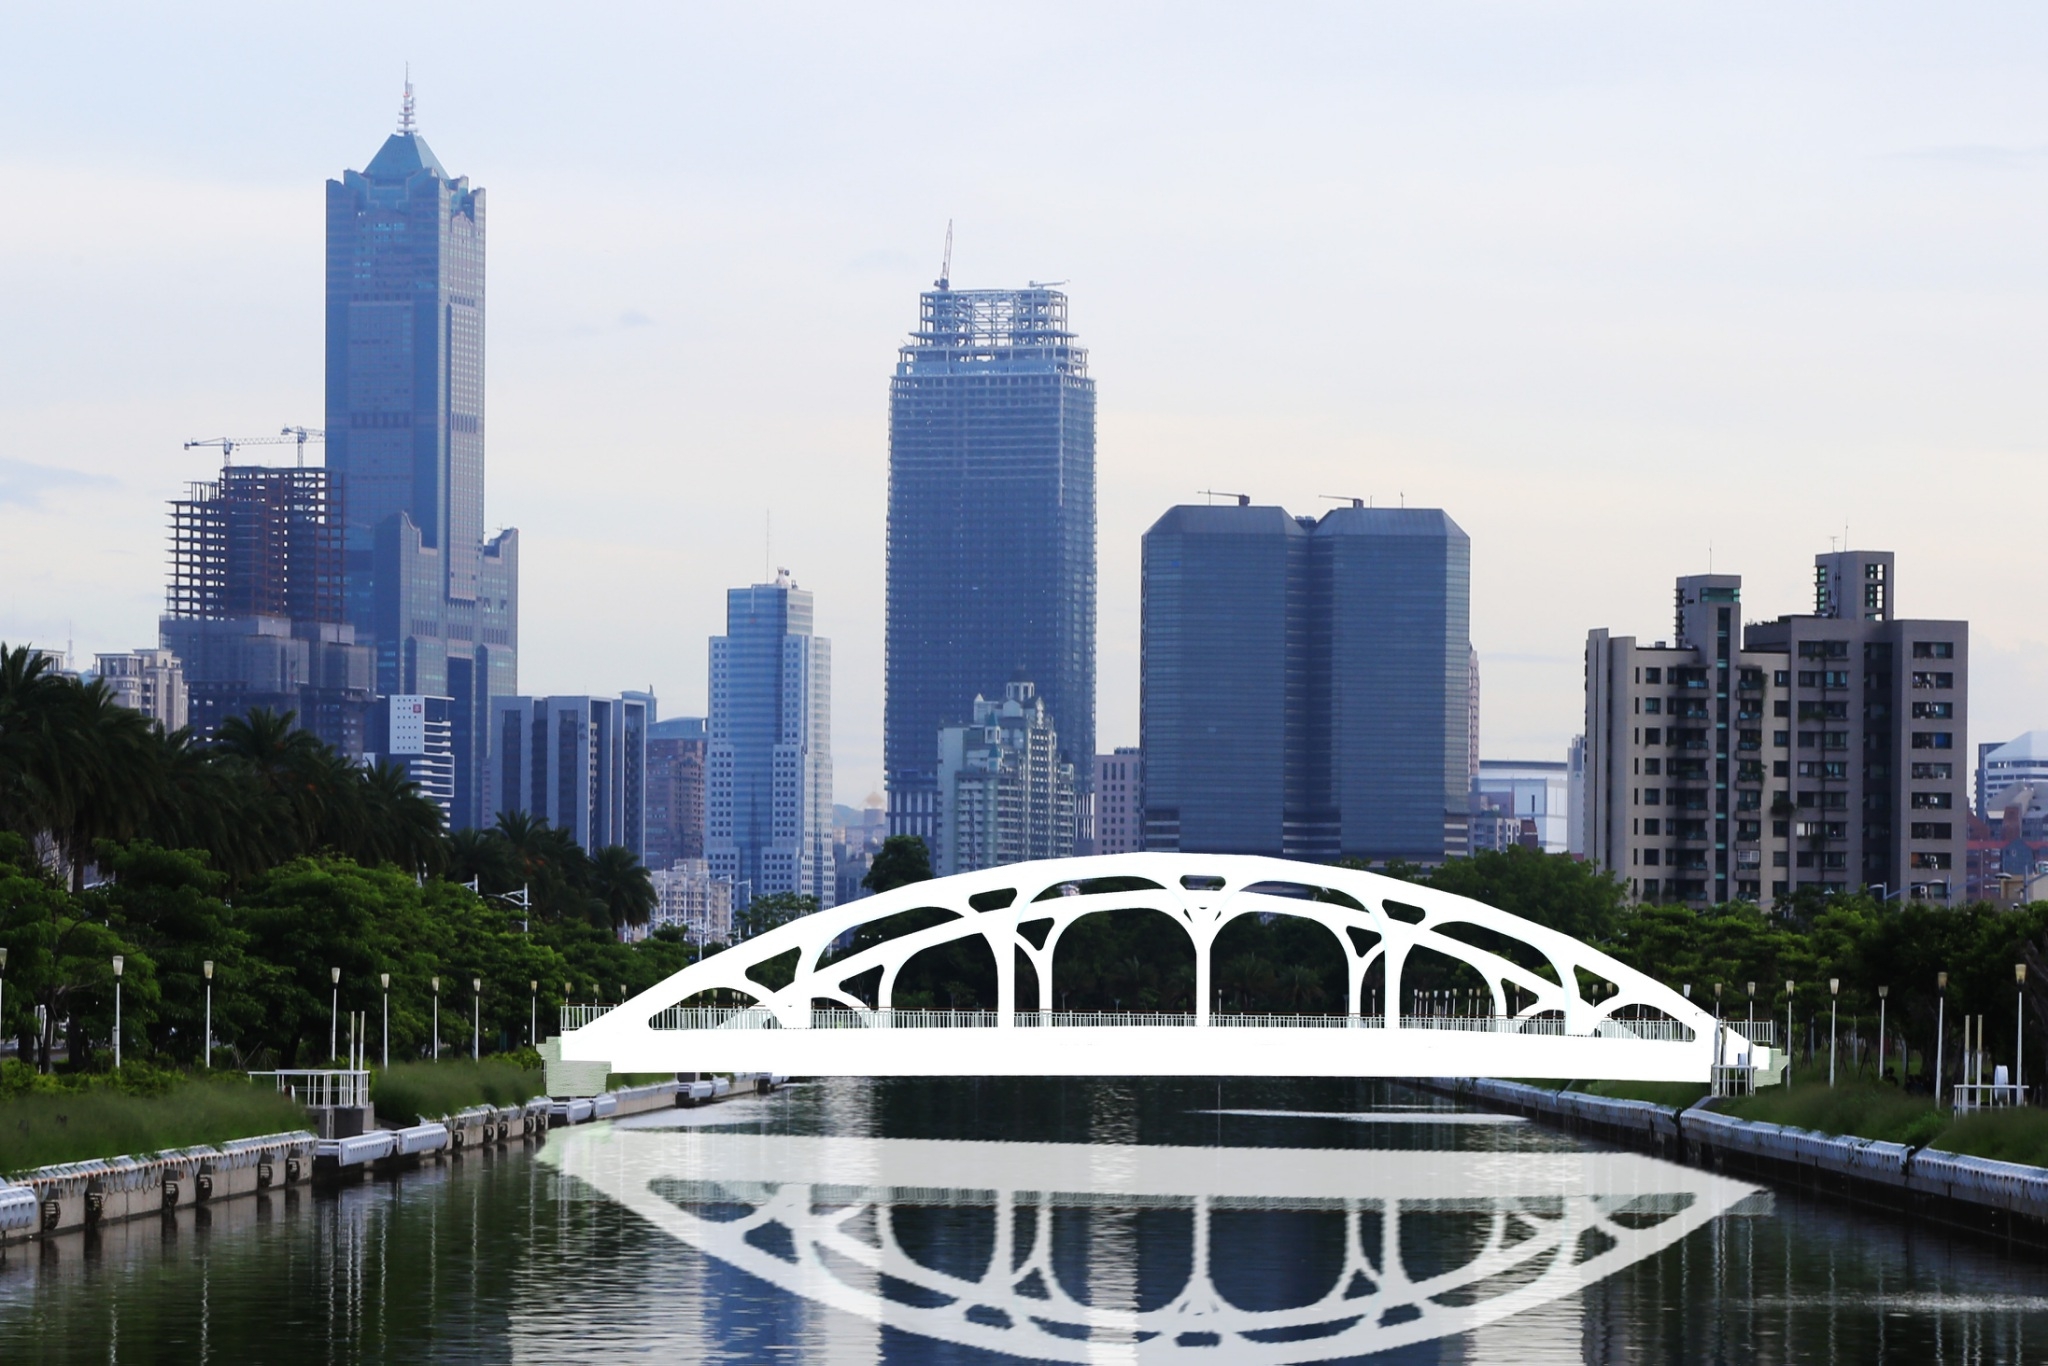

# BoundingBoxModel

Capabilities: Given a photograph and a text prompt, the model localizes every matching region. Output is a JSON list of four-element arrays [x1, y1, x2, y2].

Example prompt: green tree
[[862, 835, 933, 894], [588, 845, 657, 936], [736, 892, 817, 941]]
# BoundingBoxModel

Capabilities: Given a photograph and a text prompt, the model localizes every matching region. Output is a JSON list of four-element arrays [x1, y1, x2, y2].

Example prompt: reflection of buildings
[[1587, 551, 1968, 908], [327, 90, 518, 827], [1472, 759, 1573, 854], [934, 678, 1077, 877], [161, 464, 373, 755], [92, 649, 188, 732], [647, 859, 734, 944], [1140, 501, 1473, 863], [645, 716, 707, 867], [485, 693, 650, 857], [708, 572, 833, 909]]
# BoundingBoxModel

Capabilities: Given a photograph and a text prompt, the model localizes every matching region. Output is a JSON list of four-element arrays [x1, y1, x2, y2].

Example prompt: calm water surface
[[2, 1077, 2045, 1363]]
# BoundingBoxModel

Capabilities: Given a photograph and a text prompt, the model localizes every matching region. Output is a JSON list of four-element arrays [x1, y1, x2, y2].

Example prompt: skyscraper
[[1140, 502, 1471, 863], [707, 572, 833, 909], [326, 84, 516, 828], [645, 716, 709, 867], [485, 692, 651, 858], [885, 281, 1095, 844]]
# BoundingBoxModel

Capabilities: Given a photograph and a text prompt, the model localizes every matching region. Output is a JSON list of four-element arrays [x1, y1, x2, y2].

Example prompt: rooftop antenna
[[1197, 489, 1250, 506], [936, 221, 953, 290], [1319, 494, 1366, 509], [400, 66, 416, 134]]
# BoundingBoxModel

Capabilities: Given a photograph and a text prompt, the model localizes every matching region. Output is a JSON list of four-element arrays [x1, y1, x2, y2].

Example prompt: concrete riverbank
[[0, 1073, 783, 1252], [1434, 1076, 2048, 1247]]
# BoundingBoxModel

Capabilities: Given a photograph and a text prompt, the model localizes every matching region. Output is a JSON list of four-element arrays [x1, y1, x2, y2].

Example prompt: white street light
[[432, 977, 441, 1061], [1829, 977, 1841, 1087], [329, 966, 341, 1063], [1936, 971, 1950, 1107], [203, 960, 214, 1069], [112, 955, 125, 1069], [2018, 963, 2029, 1102], [1785, 981, 1796, 1086], [472, 978, 482, 1061], [1877, 985, 1889, 1083], [381, 972, 391, 1070], [530, 980, 537, 1048]]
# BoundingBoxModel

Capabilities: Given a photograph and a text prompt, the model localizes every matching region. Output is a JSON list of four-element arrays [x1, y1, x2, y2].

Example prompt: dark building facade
[[161, 464, 372, 754], [326, 87, 516, 829], [645, 716, 709, 867], [1140, 502, 1471, 864], [885, 283, 1095, 843]]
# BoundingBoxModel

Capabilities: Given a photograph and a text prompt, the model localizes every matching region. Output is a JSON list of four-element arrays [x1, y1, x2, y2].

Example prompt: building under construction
[[160, 464, 372, 755]]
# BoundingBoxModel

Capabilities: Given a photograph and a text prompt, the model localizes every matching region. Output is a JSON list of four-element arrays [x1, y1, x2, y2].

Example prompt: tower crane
[[183, 427, 326, 467]]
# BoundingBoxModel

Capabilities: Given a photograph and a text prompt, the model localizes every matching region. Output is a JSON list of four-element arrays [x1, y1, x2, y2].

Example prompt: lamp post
[[529, 980, 537, 1047], [1785, 981, 1796, 1086], [203, 960, 214, 1069], [2018, 964, 2029, 1102], [329, 966, 341, 1063], [111, 954, 124, 1069], [472, 978, 482, 1061], [1877, 985, 1888, 1083], [1829, 977, 1840, 1086], [432, 977, 441, 1061], [1936, 971, 1949, 1108], [380, 973, 390, 1070], [1746, 980, 1755, 1030]]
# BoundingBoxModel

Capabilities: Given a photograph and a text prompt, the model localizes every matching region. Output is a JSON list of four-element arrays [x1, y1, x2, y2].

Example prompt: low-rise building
[[92, 649, 188, 732]]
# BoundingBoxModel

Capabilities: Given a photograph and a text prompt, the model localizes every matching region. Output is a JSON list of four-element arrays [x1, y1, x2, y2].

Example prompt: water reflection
[[539, 1120, 1764, 1361]]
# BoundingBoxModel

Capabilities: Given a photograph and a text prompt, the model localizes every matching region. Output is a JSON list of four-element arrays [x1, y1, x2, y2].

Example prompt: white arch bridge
[[553, 854, 1772, 1083]]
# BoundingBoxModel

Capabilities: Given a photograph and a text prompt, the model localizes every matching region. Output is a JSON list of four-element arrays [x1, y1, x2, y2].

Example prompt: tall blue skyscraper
[[885, 281, 1096, 844], [708, 572, 833, 909], [1141, 502, 1471, 863], [326, 84, 517, 829]]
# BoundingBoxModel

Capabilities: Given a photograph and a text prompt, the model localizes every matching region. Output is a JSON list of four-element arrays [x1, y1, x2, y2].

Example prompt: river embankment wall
[[1432, 1077, 2048, 1248]]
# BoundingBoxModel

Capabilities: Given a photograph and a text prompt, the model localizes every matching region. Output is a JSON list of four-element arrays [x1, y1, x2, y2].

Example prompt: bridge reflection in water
[[541, 1122, 1767, 1362]]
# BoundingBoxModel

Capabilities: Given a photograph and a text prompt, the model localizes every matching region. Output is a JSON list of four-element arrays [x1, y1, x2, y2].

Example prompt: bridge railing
[[590, 1006, 1701, 1039]]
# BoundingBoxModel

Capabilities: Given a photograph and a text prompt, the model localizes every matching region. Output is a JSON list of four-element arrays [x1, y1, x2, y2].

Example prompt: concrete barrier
[[391, 1123, 450, 1158], [315, 1130, 396, 1173], [0, 1183, 37, 1234]]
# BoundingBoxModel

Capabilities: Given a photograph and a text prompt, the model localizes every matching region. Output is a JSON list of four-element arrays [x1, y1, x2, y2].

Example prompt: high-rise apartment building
[[160, 464, 373, 753], [485, 693, 650, 857], [1092, 748, 1144, 855], [1472, 760, 1573, 854], [885, 282, 1094, 845], [366, 694, 456, 825], [1140, 502, 1472, 863], [326, 86, 517, 827], [645, 716, 708, 867], [933, 679, 1078, 877], [707, 572, 832, 909], [1585, 551, 1967, 907], [648, 859, 734, 945], [92, 650, 188, 733]]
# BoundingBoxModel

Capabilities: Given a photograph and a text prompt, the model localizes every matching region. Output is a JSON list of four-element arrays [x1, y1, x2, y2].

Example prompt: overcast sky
[[4, 4, 2047, 804]]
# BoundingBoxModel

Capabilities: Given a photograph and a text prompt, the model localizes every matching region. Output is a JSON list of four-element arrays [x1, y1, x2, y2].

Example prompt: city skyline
[[6, 9, 2048, 804]]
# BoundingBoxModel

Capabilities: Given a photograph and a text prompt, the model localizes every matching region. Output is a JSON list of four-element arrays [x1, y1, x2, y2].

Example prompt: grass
[[1, 1074, 308, 1176], [1931, 1108, 2048, 1167], [1721, 1077, 1948, 1147], [1573, 1080, 1710, 1107], [370, 1059, 543, 1124]]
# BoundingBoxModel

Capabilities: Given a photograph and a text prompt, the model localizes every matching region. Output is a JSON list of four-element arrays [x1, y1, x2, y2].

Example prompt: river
[[2, 1077, 2044, 1362]]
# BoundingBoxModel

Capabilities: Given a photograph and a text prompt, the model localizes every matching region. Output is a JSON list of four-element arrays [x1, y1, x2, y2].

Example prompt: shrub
[[370, 1059, 542, 1124]]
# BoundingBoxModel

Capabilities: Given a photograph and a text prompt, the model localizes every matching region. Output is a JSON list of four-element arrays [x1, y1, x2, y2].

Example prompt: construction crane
[[183, 427, 326, 467]]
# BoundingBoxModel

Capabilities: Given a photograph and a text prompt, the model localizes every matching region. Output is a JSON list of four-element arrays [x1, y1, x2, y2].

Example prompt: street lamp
[[1877, 985, 1889, 1083], [529, 980, 537, 1047], [330, 966, 341, 1063], [1746, 981, 1755, 1030], [432, 976, 441, 1061], [203, 960, 214, 1069], [472, 978, 482, 1060], [1785, 981, 1796, 1085], [381, 973, 391, 1070], [1936, 971, 1949, 1108], [111, 955, 124, 1069], [2018, 963, 2029, 1102], [1829, 977, 1840, 1087]]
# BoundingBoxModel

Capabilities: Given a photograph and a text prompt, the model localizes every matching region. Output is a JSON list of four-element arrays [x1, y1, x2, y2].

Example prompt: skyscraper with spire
[[326, 82, 517, 829], [884, 276, 1096, 843]]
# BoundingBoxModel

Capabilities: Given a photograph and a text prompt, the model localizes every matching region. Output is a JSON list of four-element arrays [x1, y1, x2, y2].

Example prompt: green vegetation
[[1575, 1079, 1709, 1107], [1933, 1107, 2048, 1168], [0, 1061, 306, 1175], [370, 1059, 542, 1125], [1722, 1077, 1948, 1147]]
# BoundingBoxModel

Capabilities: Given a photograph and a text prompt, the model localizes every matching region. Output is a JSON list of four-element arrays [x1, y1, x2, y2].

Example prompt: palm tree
[[589, 845, 657, 936]]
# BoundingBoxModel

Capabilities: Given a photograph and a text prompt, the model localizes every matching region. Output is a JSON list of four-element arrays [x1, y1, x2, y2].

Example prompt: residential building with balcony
[[1586, 551, 1967, 908]]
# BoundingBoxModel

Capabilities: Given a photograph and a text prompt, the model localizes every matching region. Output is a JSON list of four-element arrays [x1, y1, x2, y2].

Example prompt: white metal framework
[[542, 1126, 1766, 1362], [557, 853, 1768, 1081]]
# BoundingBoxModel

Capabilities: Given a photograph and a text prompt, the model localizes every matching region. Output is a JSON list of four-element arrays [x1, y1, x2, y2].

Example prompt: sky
[[4, 4, 2048, 805]]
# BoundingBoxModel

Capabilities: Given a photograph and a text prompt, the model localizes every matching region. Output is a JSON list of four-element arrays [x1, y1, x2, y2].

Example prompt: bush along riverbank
[[369, 1058, 544, 1126], [1, 1060, 307, 1176], [1440, 1075, 2048, 1247]]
